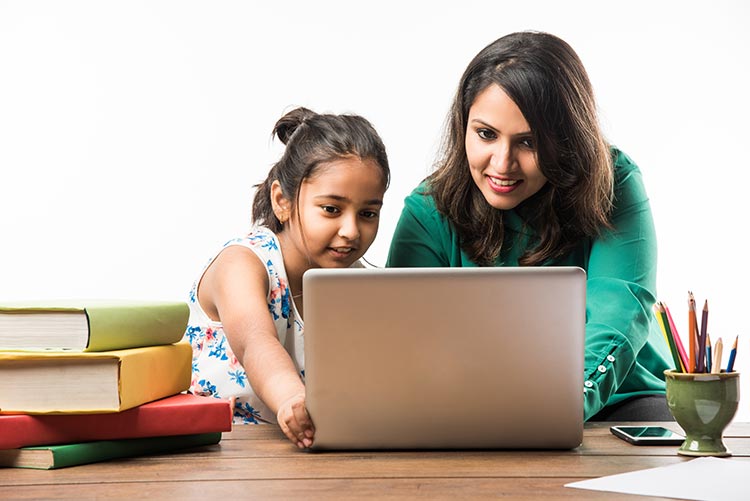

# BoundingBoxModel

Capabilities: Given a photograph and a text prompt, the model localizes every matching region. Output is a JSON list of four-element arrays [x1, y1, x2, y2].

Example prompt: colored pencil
[[726, 335, 738, 372], [664, 303, 689, 372], [711, 337, 723, 374], [706, 332, 712, 373], [653, 303, 671, 357], [698, 299, 709, 372], [688, 291, 698, 372], [655, 302, 684, 372]]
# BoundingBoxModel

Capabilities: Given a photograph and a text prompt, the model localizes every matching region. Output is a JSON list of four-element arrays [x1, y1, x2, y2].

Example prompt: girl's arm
[[198, 245, 314, 448]]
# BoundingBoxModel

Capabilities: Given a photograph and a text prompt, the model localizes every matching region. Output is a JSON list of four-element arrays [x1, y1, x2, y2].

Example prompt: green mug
[[664, 370, 740, 457]]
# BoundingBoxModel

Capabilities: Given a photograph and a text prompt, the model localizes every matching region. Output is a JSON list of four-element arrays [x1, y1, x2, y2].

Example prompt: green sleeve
[[582, 150, 671, 419]]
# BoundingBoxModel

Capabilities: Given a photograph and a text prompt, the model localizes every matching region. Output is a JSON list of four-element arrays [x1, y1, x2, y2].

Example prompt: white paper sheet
[[565, 457, 750, 501]]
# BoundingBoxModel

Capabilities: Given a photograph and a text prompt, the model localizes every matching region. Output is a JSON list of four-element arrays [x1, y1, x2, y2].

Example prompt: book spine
[[117, 343, 192, 411], [44, 433, 222, 469], [85, 302, 189, 351], [0, 395, 232, 449]]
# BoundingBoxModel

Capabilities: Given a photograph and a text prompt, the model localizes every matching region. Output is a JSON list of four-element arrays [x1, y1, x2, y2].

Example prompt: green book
[[0, 432, 222, 470], [0, 300, 189, 351]]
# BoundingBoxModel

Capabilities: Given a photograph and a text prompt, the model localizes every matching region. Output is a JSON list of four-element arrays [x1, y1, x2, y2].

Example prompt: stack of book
[[0, 300, 232, 469]]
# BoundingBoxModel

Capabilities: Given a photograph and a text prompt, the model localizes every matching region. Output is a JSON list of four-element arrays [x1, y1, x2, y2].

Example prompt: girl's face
[[279, 157, 386, 274], [465, 83, 547, 210]]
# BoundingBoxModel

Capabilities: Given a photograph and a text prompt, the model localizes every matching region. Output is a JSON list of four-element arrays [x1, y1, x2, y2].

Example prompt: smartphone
[[610, 426, 685, 446]]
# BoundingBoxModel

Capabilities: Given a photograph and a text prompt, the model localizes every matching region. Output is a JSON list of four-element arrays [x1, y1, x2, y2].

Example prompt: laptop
[[302, 266, 586, 450]]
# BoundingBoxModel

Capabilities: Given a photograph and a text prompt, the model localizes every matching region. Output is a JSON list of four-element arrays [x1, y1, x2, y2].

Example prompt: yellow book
[[0, 342, 192, 414]]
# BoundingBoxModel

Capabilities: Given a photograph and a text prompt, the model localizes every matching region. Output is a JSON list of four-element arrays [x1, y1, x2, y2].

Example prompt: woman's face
[[465, 84, 547, 210]]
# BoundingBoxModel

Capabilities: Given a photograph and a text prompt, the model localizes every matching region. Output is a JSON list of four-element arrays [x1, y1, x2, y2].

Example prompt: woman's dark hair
[[252, 107, 390, 232], [428, 31, 614, 266]]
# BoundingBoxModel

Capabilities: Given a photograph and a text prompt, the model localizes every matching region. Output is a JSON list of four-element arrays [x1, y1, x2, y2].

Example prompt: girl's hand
[[277, 393, 315, 449]]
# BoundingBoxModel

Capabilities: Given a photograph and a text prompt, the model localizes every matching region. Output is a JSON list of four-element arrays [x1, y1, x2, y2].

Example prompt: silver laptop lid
[[303, 266, 585, 450]]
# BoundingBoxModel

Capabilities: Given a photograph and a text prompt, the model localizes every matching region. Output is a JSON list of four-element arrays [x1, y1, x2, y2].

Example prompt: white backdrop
[[2, 0, 748, 420]]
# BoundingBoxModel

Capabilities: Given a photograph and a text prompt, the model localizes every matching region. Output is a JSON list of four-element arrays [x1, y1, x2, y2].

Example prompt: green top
[[386, 148, 672, 420]]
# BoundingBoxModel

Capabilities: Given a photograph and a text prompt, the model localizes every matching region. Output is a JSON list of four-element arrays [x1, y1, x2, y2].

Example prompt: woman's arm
[[582, 155, 669, 419], [198, 245, 314, 448]]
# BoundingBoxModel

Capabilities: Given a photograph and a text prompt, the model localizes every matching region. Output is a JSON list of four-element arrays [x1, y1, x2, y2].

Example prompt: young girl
[[185, 107, 390, 448], [387, 31, 673, 421]]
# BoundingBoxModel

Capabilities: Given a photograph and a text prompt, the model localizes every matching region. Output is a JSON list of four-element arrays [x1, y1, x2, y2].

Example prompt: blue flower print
[[267, 259, 285, 320], [224, 237, 244, 246], [261, 237, 279, 252], [267, 302, 280, 321], [198, 379, 217, 394], [228, 369, 247, 388], [235, 401, 262, 424], [185, 325, 202, 345], [208, 336, 229, 361], [247, 233, 264, 242], [280, 287, 291, 320]]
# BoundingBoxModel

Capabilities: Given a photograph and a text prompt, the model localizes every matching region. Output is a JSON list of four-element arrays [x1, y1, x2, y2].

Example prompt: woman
[[386, 31, 672, 421]]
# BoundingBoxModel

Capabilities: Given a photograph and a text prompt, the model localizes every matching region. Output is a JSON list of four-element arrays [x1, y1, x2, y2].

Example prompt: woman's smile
[[486, 175, 522, 193]]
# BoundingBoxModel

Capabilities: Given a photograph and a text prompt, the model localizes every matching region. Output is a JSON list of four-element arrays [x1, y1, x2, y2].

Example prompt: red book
[[0, 393, 232, 450]]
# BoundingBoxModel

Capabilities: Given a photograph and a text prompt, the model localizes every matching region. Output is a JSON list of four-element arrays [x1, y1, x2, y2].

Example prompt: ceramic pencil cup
[[664, 370, 740, 457]]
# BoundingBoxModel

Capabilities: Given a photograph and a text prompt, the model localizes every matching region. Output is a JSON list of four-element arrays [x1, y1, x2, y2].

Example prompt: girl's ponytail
[[251, 106, 390, 233], [272, 107, 316, 145]]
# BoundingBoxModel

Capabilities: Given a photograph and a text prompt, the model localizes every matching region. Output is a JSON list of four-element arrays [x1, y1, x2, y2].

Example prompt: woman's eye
[[477, 128, 496, 140], [321, 205, 340, 214], [360, 210, 379, 219], [519, 137, 535, 150]]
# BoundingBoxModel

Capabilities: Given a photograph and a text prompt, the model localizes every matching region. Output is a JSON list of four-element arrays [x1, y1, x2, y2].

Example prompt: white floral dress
[[184, 226, 303, 424]]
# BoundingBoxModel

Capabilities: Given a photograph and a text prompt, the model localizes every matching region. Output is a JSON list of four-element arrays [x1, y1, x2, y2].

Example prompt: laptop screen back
[[303, 266, 585, 450]]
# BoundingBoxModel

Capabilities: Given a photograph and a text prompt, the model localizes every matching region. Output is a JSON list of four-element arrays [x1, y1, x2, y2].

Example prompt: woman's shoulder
[[403, 181, 442, 218], [400, 180, 457, 235], [609, 146, 650, 211], [610, 146, 643, 182]]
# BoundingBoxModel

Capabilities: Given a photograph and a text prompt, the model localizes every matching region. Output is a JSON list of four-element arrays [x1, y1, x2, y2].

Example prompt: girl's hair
[[252, 107, 390, 232], [428, 31, 614, 266]]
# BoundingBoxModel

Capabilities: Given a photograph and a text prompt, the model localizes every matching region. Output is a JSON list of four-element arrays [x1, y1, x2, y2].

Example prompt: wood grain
[[1, 422, 748, 499]]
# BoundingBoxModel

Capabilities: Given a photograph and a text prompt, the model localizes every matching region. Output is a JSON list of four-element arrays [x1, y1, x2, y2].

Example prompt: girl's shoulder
[[222, 226, 281, 254], [216, 227, 286, 281]]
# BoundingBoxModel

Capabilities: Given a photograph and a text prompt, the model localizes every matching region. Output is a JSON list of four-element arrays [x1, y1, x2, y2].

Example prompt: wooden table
[[2, 422, 749, 499]]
